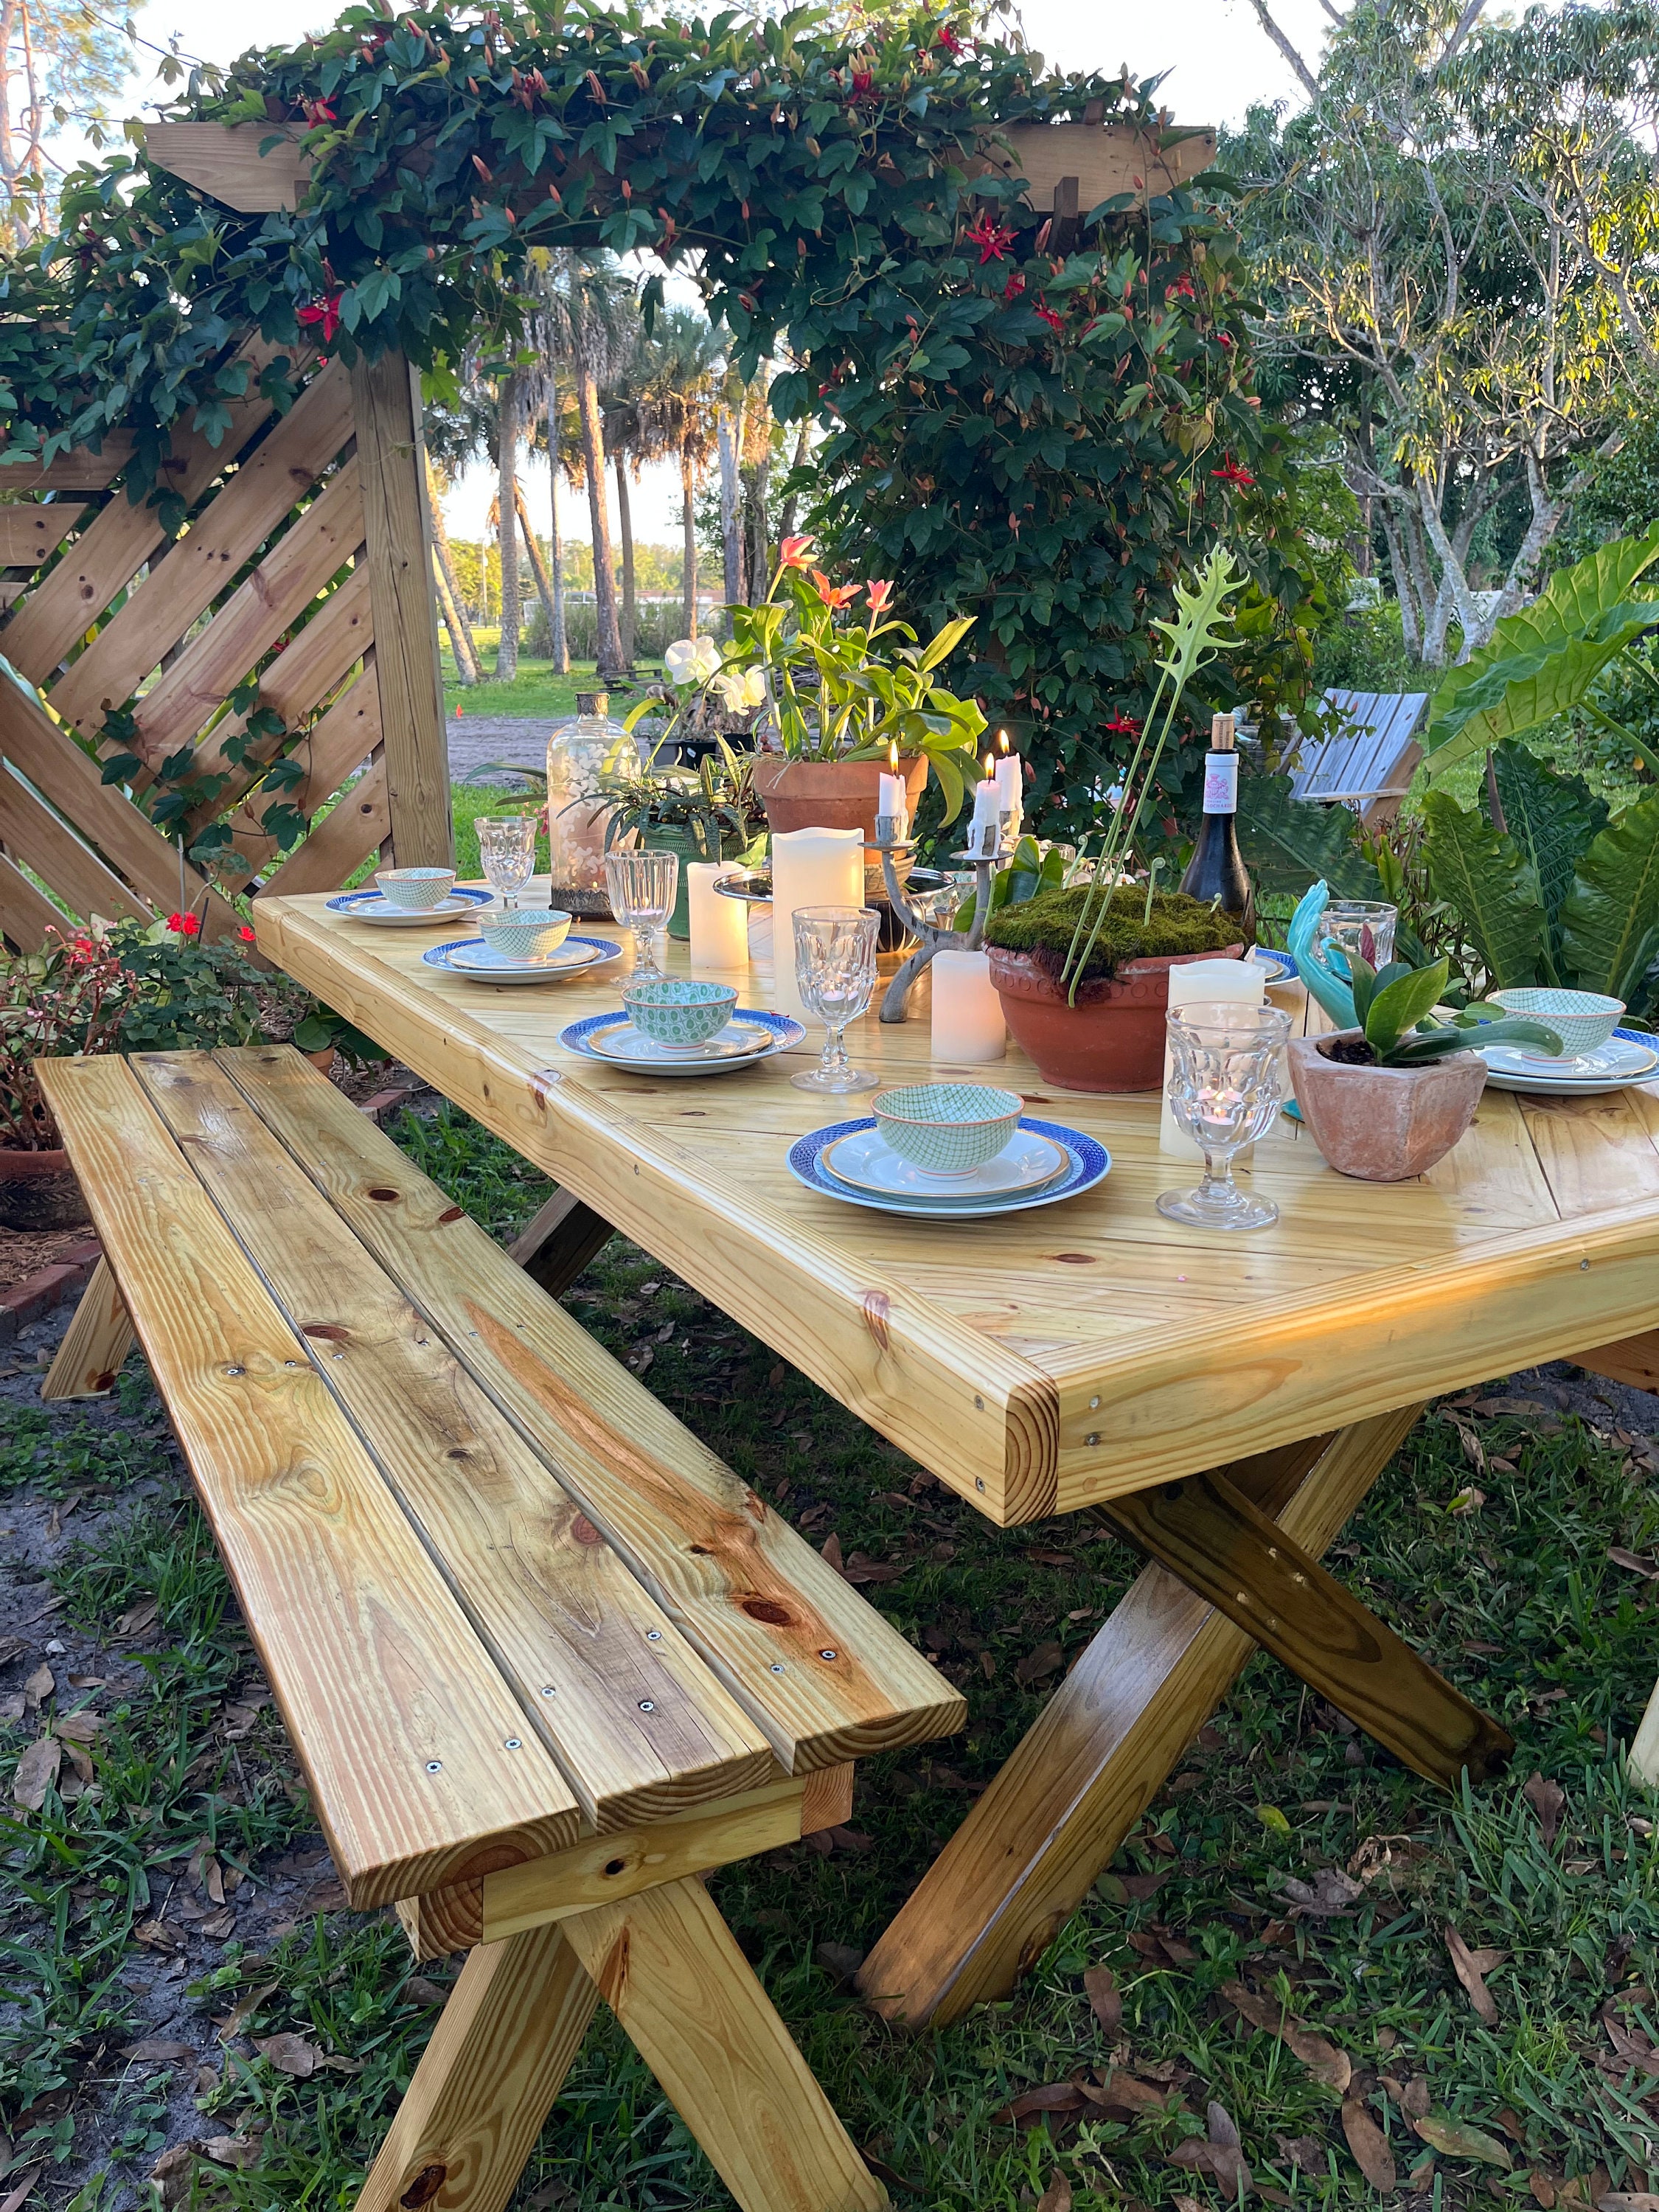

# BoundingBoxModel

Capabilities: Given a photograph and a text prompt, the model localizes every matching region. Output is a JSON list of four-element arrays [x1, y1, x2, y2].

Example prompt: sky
[[116, 0, 1327, 546]]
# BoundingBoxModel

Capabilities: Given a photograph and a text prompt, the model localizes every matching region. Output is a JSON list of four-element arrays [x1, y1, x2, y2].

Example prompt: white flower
[[712, 666, 767, 711], [664, 635, 722, 687]]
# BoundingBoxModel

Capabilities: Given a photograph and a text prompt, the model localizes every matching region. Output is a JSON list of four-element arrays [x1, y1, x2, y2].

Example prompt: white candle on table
[[931, 948, 1006, 1063], [687, 863, 748, 971], [994, 747, 1021, 821], [878, 771, 907, 820], [969, 776, 1001, 855], [1158, 958, 1266, 1155], [769, 827, 864, 1023]]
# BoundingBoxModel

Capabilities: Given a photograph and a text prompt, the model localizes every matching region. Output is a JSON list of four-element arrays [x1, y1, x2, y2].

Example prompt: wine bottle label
[[1202, 753, 1239, 815]]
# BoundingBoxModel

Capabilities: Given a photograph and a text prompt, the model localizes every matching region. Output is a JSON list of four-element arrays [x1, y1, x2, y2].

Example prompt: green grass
[[442, 647, 663, 720], [7, 1107, 1659, 2208]]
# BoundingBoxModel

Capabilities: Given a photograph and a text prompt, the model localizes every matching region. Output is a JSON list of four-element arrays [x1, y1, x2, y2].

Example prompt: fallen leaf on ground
[[123, 2039, 194, 2063], [840, 1556, 905, 1585], [254, 2031, 319, 2079], [403, 1978, 451, 2008], [1083, 1961, 1121, 2035], [1608, 1548, 1659, 1580], [202, 2135, 260, 2169], [1280, 1868, 1364, 1916], [114, 1598, 159, 1638], [1275, 2135, 1326, 2169], [993, 2082, 1088, 2126], [198, 1908, 237, 1939], [51, 1710, 102, 1744], [1412, 2113, 1512, 2168], [1524, 1772, 1567, 1847], [0, 1637, 21, 1670], [1531, 2173, 1559, 2208], [1601, 2008, 1659, 2076], [21, 1664, 52, 1710], [1026, 1547, 1075, 1568], [11, 1736, 60, 1811], [1037, 2181, 1073, 2212], [133, 1919, 182, 1953], [1256, 1804, 1293, 1835], [1083, 2072, 1186, 2118], [1445, 1924, 1500, 2023], [1016, 1640, 1064, 1686], [1597, 2194, 1659, 2210], [0, 2168, 44, 2212], [858, 2148, 921, 2196], [1343, 2096, 1397, 2191], [1222, 1982, 1352, 2091], [213, 1981, 277, 2041], [1450, 1483, 1486, 1514], [1169, 2103, 1252, 2197], [820, 1534, 844, 1571], [814, 1942, 864, 1983]]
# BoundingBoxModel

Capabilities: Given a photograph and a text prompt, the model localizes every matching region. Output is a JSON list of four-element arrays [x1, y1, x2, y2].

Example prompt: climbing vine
[[0, 1, 1332, 838]]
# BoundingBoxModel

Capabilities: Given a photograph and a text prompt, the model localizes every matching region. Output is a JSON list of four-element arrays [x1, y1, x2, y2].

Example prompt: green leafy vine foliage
[[3, 2, 1319, 841]]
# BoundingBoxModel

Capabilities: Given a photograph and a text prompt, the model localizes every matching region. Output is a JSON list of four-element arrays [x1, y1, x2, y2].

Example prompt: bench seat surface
[[38, 1048, 963, 1910]]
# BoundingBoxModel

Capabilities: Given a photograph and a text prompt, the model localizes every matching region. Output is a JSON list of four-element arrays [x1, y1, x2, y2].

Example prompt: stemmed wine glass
[[476, 814, 538, 908], [791, 906, 881, 1093], [1158, 1001, 1291, 1231], [605, 849, 679, 979]]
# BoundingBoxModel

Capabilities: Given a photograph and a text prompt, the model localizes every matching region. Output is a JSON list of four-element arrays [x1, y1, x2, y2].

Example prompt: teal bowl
[[623, 977, 740, 1048], [872, 1082, 1024, 1175]]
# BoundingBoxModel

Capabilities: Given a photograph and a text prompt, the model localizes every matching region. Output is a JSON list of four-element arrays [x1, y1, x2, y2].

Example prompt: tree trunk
[[615, 452, 636, 669], [717, 409, 743, 609], [776, 417, 812, 549], [425, 459, 481, 682], [514, 480, 558, 651], [431, 555, 475, 686], [577, 362, 626, 682], [496, 372, 521, 682], [681, 443, 699, 639], [549, 425, 569, 675], [1378, 507, 1422, 658]]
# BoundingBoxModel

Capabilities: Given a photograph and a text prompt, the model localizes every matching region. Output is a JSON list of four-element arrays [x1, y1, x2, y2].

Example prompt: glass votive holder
[[1315, 899, 1397, 978]]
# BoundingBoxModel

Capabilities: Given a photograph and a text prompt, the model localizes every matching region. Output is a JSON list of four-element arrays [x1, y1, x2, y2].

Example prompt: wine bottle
[[1179, 713, 1256, 936]]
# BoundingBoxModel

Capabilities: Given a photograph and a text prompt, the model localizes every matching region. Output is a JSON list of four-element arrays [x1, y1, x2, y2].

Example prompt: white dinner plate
[[559, 1008, 807, 1072], [327, 886, 491, 926], [1481, 1032, 1658, 1085], [820, 1124, 1068, 1200], [585, 1018, 787, 1067], [789, 1117, 1110, 1219], [421, 934, 620, 984]]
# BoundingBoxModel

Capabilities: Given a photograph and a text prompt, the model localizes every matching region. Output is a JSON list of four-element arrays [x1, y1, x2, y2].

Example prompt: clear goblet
[[605, 849, 679, 979], [790, 906, 881, 1093], [1158, 1001, 1292, 1231], [476, 814, 538, 908], [1315, 898, 1397, 979]]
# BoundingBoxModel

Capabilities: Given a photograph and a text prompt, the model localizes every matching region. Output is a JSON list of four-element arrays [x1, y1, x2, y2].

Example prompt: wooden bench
[[38, 1044, 965, 2212]]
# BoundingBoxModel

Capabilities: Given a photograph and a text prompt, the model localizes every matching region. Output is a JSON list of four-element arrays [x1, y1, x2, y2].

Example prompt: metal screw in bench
[[770, 1662, 786, 1674], [645, 1630, 662, 1642], [818, 1649, 838, 1661], [1086, 1433, 1099, 1446], [540, 1686, 557, 1697], [504, 1737, 521, 1750], [425, 1761, 442, 1774], [639, 1700, 655, 1712], [224, 1366, 244, 1377]]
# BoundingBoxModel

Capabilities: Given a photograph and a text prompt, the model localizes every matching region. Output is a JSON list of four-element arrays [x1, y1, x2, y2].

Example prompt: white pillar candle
[[769, 827, 865, 1023], [994, 750, 1021, 819], [688, 863, 749, 971], [1158, 958, 1267, 1155], [878, 770, 907, 822], [931, 948, 1006, 1064]]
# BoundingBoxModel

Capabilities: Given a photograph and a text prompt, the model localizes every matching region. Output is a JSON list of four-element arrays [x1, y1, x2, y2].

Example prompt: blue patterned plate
[[328, 886, 490, 926], [422, 934, 620, 984], [560, 1007, 806, 1073], [789, 1116, 1110, 1218], [1481, 1025, 1659, 1095], [1249, 945, 1298, 981]]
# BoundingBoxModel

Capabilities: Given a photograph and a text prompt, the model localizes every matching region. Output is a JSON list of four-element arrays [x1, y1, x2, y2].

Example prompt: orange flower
[[865, 579, 894, 615], [811, 571, 860, 611], [779, 534, 815, 568]]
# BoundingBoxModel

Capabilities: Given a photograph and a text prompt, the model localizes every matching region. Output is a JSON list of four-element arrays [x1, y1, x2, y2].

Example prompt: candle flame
[[983, 753, 994, 779], [997, 728, 1010, 754], [888, 740, 898, 771]]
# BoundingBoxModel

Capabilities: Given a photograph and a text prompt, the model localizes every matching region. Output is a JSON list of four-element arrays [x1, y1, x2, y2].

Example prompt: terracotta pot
[[1289, 1030, 1486, 1180], [750, 754, 928, 840], [987, 943, 1247, 1092], [304, 1045, 338, 1077], [0, 1146, 90, 1231]]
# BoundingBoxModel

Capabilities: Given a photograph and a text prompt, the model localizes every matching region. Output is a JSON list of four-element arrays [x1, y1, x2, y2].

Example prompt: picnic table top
[[258, 892, 1659, 1526]]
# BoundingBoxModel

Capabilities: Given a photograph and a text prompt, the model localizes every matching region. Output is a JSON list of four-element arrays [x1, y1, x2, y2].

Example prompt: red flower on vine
[[811, 571, 860, 611], [299, 288, 344, 344], [1210, 459, 1256, 489], [1002, 271, 1026, 300], [849, 52, 875, 99], [1034, 304, 1065, 335], [167, 912, 201, 938], [299, 97, 337, 128], [936, 22, 966, 55], [1166, 274, 1197, 302], [1102, 714, 1143, 737], [238, 925, 258, 945], [964, 211, 1015, 265]]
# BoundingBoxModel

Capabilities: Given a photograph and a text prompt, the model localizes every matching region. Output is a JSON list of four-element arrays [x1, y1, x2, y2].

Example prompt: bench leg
[[857, 1406, 1422, 2029], [1574, 1327, 1659, 1394], [563, 1874, 886, 2212], [508, 1187, 613, 1298], [41, 1259, 136, 1399], [356, 1920, 599, 2212]]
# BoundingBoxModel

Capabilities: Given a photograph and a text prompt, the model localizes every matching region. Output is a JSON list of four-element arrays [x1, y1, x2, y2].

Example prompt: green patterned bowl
[[1490, 986, 1623, 1058], [479, 908, 572, 961], [375, 866, 456, 911], [623, 977, 740, 1047], [872, 1082, 1024, 1175]]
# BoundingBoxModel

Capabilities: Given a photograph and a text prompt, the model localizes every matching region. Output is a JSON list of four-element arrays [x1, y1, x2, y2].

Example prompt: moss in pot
[[1290, 954, 1562, 1181], [984, 886, 1245, 1091]]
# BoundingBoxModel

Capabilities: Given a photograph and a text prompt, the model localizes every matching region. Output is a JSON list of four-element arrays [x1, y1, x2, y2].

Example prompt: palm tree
[[564, 257, 637, 684], [638, 310, 723, 638], [495, 369, 523, 681]]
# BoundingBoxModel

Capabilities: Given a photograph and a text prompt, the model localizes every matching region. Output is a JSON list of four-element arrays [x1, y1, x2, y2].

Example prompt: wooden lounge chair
[[1281, 689, 1429, 827], [38, 1044, 965, 2212]]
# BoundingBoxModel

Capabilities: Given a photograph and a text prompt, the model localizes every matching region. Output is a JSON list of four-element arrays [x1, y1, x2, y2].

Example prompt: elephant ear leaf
[[1235, 768, 1383, 900], [1421, 789, 1545, 989], [1561, 788, 1659, 1010], [1490, 740, 1607, 935]]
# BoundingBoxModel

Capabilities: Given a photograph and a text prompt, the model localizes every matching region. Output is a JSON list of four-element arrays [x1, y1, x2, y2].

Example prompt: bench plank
[[35, 1054, 582, 1905], [131, 1051, 778, 1831], [218, 1045, 965, 1772]]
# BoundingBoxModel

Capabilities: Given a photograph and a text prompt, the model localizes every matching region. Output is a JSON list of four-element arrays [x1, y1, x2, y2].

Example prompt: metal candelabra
[[872, 816, 1010, 1023]]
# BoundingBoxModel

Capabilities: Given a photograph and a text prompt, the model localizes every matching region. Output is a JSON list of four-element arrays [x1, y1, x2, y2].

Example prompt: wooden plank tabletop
[[258, 893, 1659, 1525]]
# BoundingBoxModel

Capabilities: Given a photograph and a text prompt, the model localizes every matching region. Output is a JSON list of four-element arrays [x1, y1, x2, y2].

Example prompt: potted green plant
[[0, 930, 128, 1229], [598, 737, 767, 939], [1290, 954, 1562, 1181], [981, 546, 1252, 1090], [639, 539, 987, 839]]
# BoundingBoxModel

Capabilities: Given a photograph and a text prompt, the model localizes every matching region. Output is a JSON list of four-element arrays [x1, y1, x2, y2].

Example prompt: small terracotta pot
[[751, 753, 928, 840], [986, 943, 1246, 1092], [0, 1146, 90, 1231], [1289, 1030, 1486, 1180]]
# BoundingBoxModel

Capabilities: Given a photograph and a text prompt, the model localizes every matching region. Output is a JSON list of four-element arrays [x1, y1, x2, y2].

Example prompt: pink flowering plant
[[636, 537, 987, 822]]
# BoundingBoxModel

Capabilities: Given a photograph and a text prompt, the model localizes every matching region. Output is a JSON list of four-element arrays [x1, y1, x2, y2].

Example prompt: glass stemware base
[[1156, 1172, 1279, 1231], [790, 1059, 880, 1094]]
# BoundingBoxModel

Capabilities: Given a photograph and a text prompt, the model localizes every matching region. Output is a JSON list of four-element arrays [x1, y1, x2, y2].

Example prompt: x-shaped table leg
[[358, 1874, 884, 2212]]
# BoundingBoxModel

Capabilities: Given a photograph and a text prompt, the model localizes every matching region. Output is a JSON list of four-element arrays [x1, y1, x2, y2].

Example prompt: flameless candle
[[1158, 959, 1267, 1155], [770, 827, 864, 1022], [687, 863, 749, 971], [931, 948, 1006, 1064]]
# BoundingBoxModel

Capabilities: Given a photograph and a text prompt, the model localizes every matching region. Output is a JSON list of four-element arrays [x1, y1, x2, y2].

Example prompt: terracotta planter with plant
[[1289, 953, 1562, 1180], [748, 752, 928, 841], [984, 887, 1245, 1090]]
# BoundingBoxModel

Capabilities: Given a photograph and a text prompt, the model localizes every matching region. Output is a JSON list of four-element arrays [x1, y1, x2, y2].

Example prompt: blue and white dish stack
[[1481, 989, 1658, 1095], [789, 1081, 1110, 1220], [561, 979, 807, 1071]]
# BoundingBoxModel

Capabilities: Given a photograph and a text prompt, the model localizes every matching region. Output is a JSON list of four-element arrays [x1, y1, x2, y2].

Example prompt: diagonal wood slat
[[0, 504, 88, 566], [0, 760, 152, 930]]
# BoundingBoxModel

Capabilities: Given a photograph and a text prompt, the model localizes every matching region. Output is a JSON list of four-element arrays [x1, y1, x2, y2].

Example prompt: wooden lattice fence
[[0, 342, 451, 951]]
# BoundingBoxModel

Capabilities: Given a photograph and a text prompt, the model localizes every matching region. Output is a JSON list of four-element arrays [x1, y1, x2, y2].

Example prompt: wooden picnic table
[[258, 890, 1659, 2030]]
